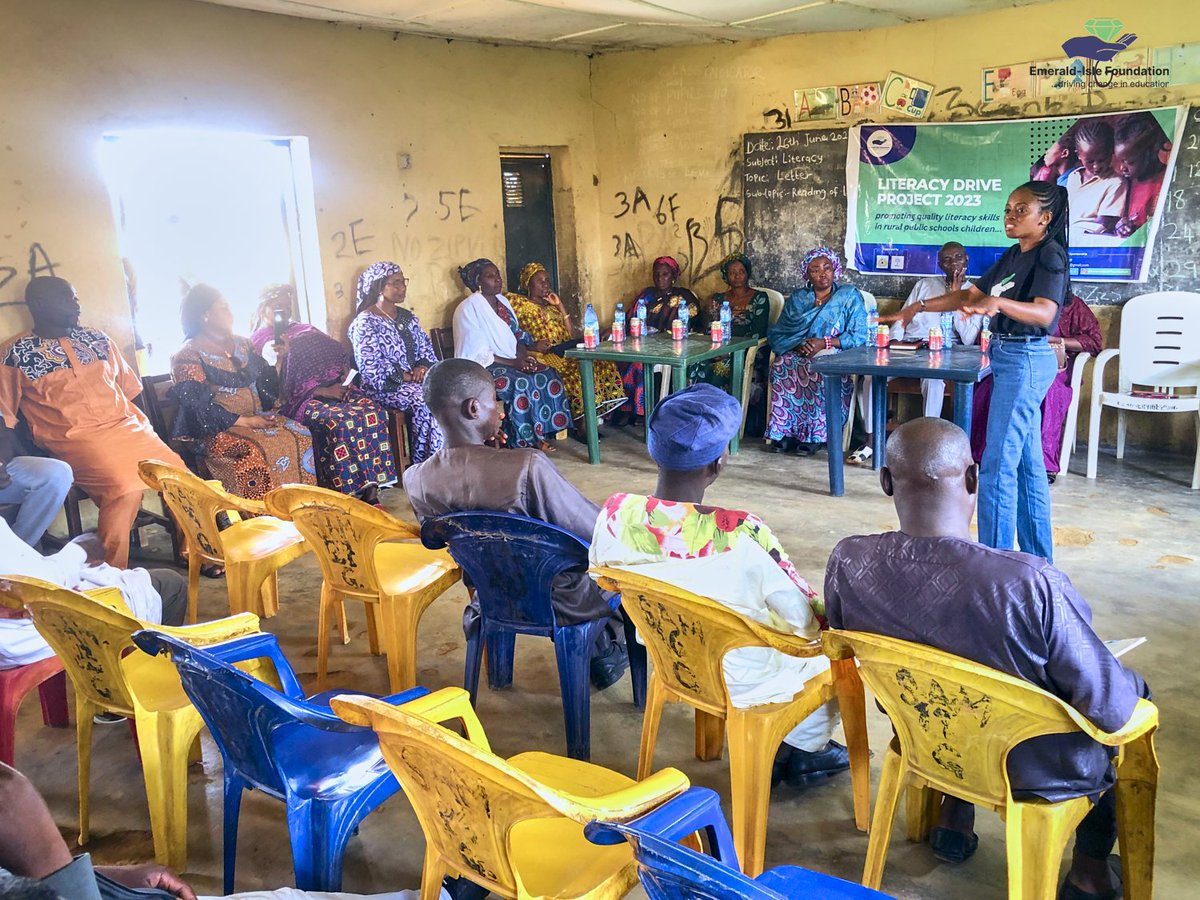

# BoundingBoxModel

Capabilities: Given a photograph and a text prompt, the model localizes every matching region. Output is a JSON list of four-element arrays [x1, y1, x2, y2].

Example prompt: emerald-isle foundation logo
[[1061, 17, 1136, 61], [1028, 19, 1170, 89]]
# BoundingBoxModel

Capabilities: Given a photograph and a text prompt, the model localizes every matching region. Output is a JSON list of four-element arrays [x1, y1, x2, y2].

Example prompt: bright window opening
[[99, 130, 325, 374]]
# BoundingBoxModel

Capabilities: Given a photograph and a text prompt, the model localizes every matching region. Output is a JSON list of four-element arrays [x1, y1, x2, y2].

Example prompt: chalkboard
[[743, 107, 1200, 304], [742, 128, 853, 295], [742, 126, 919, 300]]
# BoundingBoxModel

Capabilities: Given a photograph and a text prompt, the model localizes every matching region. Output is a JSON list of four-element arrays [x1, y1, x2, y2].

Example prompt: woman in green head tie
[[688, 253, 772, 390]]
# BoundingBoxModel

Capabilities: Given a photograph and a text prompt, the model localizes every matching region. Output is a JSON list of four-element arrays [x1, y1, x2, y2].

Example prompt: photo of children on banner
[[1029, 111, 1171, 242]]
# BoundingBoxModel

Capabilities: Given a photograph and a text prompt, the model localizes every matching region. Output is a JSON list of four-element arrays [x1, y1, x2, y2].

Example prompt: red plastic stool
[[0, 657, 69, 765]]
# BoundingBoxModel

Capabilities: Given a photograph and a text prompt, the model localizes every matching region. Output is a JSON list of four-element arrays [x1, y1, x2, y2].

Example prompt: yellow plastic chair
[[823, 629, 1159, 900], [593, 567, 870, 877], [264, 485, 461, 692], [139, 459, 310, 622], [332, 686, 691, 899], [0, 575, 263, 870]]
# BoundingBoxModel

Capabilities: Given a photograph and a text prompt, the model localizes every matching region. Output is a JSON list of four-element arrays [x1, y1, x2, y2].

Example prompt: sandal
[[200, 564, 225, 579], [847, 446, 873, 466], [930, 826, 979, 864]]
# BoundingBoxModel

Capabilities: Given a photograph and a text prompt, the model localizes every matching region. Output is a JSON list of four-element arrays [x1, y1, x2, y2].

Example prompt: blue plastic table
[[810, 345, 990, 496], [566, 333, 759, 464]]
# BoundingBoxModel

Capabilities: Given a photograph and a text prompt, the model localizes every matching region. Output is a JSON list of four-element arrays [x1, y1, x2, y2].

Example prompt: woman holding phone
[[896, 180, 1070, 560], [249, 283, 397, 502]]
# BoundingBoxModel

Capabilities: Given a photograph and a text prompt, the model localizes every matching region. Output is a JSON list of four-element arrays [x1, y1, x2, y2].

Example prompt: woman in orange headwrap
[[507, 262, 626, 439]]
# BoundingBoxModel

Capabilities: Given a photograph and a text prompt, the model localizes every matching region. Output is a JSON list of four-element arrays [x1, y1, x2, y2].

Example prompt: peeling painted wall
[[2, 0, 1198, 452], [588, 0, 1200, 451], [0, 0, 602, 347]]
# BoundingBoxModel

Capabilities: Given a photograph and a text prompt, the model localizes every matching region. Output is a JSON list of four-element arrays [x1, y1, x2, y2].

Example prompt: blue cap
[[647, 383, 742, 470]]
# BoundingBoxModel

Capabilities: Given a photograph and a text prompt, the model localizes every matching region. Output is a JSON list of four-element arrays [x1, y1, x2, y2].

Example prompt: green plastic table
[[565, 333, 760, 464]]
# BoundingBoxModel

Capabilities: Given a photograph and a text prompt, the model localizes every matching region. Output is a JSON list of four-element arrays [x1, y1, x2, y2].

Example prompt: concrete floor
[[11, 431, 1199, 898]]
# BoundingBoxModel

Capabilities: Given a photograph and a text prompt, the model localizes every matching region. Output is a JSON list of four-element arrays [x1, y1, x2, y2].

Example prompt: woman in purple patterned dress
[[346, 262, 444, 463], [250, 284, 396, 503]]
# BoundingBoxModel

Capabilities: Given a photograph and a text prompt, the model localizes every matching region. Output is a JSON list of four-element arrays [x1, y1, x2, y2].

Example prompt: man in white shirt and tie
[[891, 242, 985, 418]]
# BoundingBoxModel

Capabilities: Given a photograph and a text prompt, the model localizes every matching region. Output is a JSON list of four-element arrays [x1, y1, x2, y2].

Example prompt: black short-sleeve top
[[975, 241, 1069, 337]]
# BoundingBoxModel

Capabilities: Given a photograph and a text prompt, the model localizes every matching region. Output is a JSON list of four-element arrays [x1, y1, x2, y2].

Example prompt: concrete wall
[[588, 0, 1200, 451], [0, 0, 602, 347], [2, 0, 1197, 451]]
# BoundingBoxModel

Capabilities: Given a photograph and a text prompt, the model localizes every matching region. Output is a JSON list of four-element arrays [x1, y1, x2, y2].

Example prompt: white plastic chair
[[1057, 350, 1093, 476], [1086, 291, 1200, 489], [848, 290, 878, 451], [738, 287, 785, 438]]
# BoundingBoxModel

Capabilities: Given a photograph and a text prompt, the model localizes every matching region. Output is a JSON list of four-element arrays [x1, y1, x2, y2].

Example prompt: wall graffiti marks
[[331, 219, 375, 258], [614, 188, 680, 225], [436, 189, 480, 223], [927, 84, 1109, 122], [0, 242, 60, 300], [612, 232, 643, 260], [762, 105, 794, 130]]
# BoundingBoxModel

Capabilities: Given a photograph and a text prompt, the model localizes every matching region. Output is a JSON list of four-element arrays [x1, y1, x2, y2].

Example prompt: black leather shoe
[[442, 875, 490, 900], [1059, 856, 1122, 900], [930, 826, 979, 863], [590, 641, 629, 690], [771, 744, 795, 788], [785, 740, 850, 787]]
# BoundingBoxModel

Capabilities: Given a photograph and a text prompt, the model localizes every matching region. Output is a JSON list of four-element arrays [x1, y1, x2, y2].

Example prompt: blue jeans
[[977, 338, 1057, 561], [0, 456, 73, 544]]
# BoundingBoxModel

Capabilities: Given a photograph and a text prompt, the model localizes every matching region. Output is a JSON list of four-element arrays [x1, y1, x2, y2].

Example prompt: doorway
[[500, 155, 558, 294], [99, 130, 325, 374]]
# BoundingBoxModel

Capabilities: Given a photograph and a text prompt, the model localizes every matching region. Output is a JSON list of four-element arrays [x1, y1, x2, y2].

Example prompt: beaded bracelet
[[823, 335, 833, 350]]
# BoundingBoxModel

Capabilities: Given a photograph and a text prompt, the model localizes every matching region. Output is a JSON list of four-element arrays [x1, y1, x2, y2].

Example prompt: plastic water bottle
[[678, 299, 690, 334], [940, 312, 955, 346], [636, 296, 648, 335], [612, 302, 626, 343], [866, 299, 879, 336], [583, 303, 600, 349], [720, 300, 732, 342]]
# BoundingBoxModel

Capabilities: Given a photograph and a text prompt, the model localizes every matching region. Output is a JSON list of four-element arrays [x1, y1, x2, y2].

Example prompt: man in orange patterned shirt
[[0, 277, 184, 566]]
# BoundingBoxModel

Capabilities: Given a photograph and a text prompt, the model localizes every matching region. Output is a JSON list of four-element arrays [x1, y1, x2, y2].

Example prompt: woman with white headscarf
[[453, 258, 571, 451]]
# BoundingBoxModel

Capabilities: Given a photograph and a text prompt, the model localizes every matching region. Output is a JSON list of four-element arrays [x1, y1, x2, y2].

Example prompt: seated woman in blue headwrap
[[765, 247, 868, 455], [452, 258, 571, 451]]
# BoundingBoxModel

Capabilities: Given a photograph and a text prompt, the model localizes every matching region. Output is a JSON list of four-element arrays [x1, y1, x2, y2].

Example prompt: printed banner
[[844, 107, 1187, 283]]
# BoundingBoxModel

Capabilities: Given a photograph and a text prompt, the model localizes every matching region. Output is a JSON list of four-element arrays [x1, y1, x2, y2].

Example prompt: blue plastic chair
[[586, 786, 891, 899], [132, 629, 427, 893], [420, 510, 646, 760]]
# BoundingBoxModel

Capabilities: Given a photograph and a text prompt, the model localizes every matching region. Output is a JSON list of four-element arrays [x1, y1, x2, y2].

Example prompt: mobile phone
[[273, 308, 287, 341], [342, 368, 358, 387]]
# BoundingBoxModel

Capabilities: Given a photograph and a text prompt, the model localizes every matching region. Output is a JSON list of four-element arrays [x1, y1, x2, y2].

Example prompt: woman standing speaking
[[898, 180, 1069, 561]]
